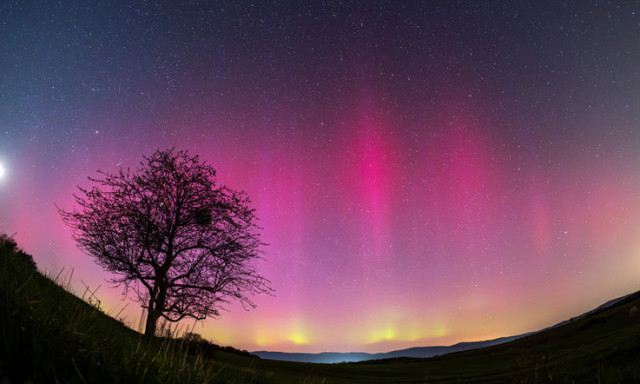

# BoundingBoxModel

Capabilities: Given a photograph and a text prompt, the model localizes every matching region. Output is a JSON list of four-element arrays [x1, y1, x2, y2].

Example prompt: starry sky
[[2, 1, 640, 353]]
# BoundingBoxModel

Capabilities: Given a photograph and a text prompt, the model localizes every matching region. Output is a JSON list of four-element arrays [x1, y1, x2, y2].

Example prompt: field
[[1, 237, 640, 383]]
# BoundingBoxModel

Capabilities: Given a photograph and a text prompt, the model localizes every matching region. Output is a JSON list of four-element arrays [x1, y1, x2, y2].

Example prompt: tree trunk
[[144, 282, 167, 339], [144, 298, 159, 338]]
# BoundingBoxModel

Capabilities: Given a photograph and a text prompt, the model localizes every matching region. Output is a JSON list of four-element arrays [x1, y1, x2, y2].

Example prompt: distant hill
[[254, 335, 527, 364], [253, 292, 634, 364]]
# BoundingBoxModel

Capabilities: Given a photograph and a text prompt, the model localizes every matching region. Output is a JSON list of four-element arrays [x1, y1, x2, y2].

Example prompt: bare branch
[[59, 148, 273, 337]]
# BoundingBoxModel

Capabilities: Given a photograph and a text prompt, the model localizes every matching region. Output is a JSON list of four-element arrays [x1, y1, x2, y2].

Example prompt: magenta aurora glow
[[1, 1, 640, 353]]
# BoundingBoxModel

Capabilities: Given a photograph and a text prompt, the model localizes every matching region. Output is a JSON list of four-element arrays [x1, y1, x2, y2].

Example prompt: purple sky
[[1, 1, 640, 352]]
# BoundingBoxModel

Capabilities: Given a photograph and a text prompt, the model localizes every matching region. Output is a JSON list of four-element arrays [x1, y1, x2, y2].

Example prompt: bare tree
[[59, 148, 272, 338]]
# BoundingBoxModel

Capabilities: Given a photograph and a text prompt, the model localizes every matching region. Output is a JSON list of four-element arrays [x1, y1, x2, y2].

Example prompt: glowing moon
[[0, 162, 6, 180]]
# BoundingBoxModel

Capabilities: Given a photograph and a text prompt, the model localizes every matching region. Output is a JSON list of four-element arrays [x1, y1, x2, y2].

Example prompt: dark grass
[[2, 236, 640, 383], [0, 237, 257, 383]]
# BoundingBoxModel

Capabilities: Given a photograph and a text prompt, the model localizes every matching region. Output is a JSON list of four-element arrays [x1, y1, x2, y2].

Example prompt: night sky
[[2, 1, 640, 353]]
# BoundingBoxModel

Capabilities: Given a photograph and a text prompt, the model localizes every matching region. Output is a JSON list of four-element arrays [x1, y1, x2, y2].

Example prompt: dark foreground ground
[[1, 236, 639, 383]]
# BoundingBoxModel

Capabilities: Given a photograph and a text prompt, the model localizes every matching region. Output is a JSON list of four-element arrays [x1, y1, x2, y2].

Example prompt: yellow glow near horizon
[[253, 321, 310, 347], [368, 322, 452, 345], [287, 320, 310, 345], [369, 325, 396, 343], [254, 328, 276, 347], [288, 329, 309, 345], [432, 324, 449, 338]]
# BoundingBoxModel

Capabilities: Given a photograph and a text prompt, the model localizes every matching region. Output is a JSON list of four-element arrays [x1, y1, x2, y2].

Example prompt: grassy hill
[[0, 235, 259, 383], [2, 235, 640, 383]]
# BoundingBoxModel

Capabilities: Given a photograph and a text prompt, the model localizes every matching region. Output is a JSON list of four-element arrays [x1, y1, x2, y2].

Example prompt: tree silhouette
[[59, 148, 271, 338]]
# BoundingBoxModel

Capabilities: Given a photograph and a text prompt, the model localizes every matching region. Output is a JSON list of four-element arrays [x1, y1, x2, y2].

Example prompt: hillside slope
[[0, 236, 257, 383]]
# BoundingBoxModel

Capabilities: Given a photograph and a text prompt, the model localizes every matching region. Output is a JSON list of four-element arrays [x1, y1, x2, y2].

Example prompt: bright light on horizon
[[0, 161, 7, 180]]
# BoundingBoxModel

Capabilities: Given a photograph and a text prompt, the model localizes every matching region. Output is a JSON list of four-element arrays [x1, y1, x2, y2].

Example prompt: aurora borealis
[[2, 1, 640, 353]]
